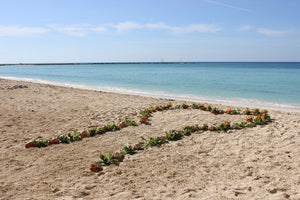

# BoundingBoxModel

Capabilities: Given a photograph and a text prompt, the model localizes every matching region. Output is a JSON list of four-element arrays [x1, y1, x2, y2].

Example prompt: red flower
[[182, 104, 189, 109], [190, 126, 197, 132], [103, 126, 108, 132], [120, 122, 128, 128], [226, 109, 232, 114], [257, 115, 261, 119], [50, 139, 60, 145], [247, 116, 253, 122], [166, 104, 172, 108], [141, 117, 147, 123], [25, 142, 36, 148], [90, 162, 103, 172], [80, 132, 90, 138]]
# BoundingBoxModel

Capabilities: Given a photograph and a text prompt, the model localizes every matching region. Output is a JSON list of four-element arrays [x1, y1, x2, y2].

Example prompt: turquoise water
[[1, 62, 300, 109]]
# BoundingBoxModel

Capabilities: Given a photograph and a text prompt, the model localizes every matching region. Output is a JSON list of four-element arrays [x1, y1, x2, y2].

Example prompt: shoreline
[[1, 77, 299, 112], [1, 78, 300, 199]]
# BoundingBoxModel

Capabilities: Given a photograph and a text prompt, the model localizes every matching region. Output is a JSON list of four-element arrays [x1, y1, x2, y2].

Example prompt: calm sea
[[1, 62, 300, 110]]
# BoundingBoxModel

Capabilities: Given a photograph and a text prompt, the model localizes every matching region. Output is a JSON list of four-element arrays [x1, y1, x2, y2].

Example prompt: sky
[[0, 0, 300, 63]]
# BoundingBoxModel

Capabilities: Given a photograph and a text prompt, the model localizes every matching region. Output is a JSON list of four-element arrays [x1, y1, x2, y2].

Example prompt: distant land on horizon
[[1, 61, 300, 66]]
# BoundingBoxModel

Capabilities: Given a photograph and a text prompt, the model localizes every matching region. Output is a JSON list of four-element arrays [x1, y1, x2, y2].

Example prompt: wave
[[1, 76, 300, 110]]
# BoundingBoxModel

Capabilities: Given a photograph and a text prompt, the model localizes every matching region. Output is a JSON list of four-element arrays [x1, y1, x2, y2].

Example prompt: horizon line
[[1, 61, 300, 66]]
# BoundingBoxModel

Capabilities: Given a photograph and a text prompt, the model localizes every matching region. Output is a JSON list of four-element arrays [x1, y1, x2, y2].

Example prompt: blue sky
[[0, 0, 300, 63]]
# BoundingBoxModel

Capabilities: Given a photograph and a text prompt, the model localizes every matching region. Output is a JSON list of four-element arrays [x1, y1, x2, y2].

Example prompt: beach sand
[[0, 78, 299, 200]]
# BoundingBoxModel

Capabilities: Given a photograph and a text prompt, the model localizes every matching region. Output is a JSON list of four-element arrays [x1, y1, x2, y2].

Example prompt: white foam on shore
[[2, 76, 300, 110]]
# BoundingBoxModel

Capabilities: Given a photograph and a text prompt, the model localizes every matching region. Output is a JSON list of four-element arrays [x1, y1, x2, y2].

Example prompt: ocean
[[1, 62, 300, 110]]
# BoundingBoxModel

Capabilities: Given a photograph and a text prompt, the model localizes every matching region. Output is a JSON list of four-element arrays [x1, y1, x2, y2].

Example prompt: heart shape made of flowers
[[25, 103, 271, 171], [25, 103, 270, 148]]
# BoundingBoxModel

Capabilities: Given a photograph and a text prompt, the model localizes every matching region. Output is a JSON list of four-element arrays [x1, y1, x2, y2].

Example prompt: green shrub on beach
[[67, 129, 82, 142], [106, 124, 121, 131], [175, 105, 181, 109], [99, 153, 118, 166], [88, 128, 97, 136], [33, 139, 50, 148], [214, 122, 230, 131], [233, 122, 247, 129], [166, 130, 183, 141], [182, 126, 193, 136], [120, 144, 138, 155], [144, 137, 168, 149], [57, 129, 82, 143], [96, 128, 105, 135], [125, 119, 138, 126], [57, 135, 70, 144], [232, 109, 241, 115], [211, 107, 225, 114]]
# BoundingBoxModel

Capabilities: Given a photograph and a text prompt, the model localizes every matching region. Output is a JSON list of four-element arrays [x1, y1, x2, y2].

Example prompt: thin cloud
[[257, 28, 288, 36], [113, 21, 143, 33], [49, 24, 88, 36], [184, 24, 221, 33], [145, 22, 181, 33], [118, 21, 221, 34], [49, 24, 107, 35], [145, 22, 174, 30], [89, 26, 107, 33], [204, 0, 250, 12], [237, 25, 254, 32], [0, 26, 49, 36], [137, 22, 221, 34], [1, 22, 221, 37]]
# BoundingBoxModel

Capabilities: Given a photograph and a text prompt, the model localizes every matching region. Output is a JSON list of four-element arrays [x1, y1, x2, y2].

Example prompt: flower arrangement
[[140, 104, 173, 124], [26, 102, 272, 174], [166, 103, 172, 108], [143, 136, 168, 149], [225, 109, 240, 114], [125, 119, 138, 126], [26, 104, 271, 149], [90, 105, 271, 172], [243, 108, 251, 115], [251, 108, 260, 116], [25, 119, 138, 148], [225, 109, 232, 114], [198, 123, 208, 130], [199, 104, 205, 110], [206, 105, 212, 111], [181, 103, 189, 109], [25, 102, 273, 173], [210, 107, 224, 115], [166, 130, 183, 141]]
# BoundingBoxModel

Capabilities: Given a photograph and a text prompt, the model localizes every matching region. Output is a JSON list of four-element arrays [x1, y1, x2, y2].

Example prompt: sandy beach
[[0, 78, 299, 200]]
